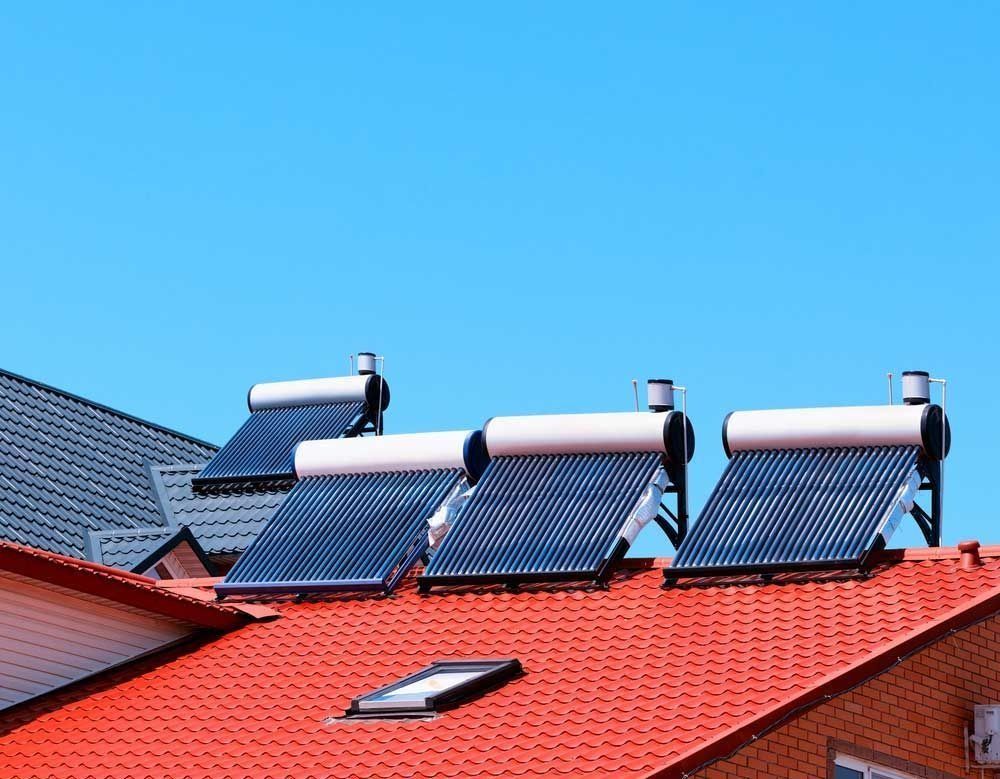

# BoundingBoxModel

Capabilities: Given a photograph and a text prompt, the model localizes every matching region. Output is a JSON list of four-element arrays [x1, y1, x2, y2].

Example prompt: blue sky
[[1, 4, 996, 556]]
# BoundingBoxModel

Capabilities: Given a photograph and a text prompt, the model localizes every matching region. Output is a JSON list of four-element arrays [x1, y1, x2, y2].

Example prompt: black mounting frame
[[356, 406, 385, 436], [653, 458, 690, 549], [912, 459, 943, 548]]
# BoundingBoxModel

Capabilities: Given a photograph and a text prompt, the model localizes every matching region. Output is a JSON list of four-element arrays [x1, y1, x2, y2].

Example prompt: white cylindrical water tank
[[356, 352, 377, 376], [901, 370, 931, 405], [647, 379, 674, 412], [483, 411, 694, 462], [294, 430, 487, 479], [247, 374, 390, 412], [723, 404, 950, 459]]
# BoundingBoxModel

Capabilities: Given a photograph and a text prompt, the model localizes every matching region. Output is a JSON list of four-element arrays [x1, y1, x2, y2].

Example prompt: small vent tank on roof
[[357, 352, 377, 376], [647, 379, 674, 412], [902, 370, 931, 405]]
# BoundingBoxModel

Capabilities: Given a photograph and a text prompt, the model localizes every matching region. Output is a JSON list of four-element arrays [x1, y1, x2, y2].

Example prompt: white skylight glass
[[348, 659, 522, 717], [368, 671, 482, 702]]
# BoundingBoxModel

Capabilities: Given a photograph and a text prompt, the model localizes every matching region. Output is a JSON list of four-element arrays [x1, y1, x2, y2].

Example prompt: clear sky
[[1, 4, 996, 556]]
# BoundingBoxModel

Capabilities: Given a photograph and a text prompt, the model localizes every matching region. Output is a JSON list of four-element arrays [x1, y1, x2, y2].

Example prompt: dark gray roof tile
[[0, 369, 216, 558], [87, 527, 180, 570], [86, 525, 214, 574], [149, 465, 289, 556]]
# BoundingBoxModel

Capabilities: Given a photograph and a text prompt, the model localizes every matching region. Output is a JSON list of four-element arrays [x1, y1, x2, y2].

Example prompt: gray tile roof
[[85, 526, 210, 573], [0, 369, 217, 559], [86, 527, 178, 569], [149, 465, 289, 556]]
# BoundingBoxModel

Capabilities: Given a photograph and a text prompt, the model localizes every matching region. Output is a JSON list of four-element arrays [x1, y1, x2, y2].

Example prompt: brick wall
[[695, 615, 1000, 778]]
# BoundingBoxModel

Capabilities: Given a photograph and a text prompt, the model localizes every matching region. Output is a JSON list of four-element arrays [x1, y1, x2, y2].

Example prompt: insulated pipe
[[247, 375, 390, 412], [482, 411, 695, 462], [294, 430, 488, 480], [722, 404, 951, 459]]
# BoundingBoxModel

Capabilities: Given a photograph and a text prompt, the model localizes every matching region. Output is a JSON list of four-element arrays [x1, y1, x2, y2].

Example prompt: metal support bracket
[[657, 461, 689, 549], [910, 503, 937, 548], [914, 460, 942, 547]]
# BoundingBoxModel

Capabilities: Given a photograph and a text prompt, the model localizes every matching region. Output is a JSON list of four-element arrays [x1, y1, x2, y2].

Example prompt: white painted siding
[[0, 572, 195, 710]]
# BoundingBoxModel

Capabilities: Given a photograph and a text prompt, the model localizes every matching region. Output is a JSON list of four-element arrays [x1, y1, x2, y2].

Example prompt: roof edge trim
[[0, 542, 247, 630]]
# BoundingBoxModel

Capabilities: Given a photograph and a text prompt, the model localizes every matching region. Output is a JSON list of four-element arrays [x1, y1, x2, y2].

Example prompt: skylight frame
[[345, 659, 522, 718]]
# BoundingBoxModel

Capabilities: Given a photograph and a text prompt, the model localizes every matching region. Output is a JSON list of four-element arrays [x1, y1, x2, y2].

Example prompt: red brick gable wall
[[695, 614, 1000, 778]]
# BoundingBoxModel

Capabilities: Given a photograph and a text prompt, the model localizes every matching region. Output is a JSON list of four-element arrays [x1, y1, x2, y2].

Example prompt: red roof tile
[[2, 552, 1000, 778]]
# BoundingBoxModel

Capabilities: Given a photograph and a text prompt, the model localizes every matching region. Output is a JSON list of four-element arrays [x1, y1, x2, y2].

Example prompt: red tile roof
[[3, 550, 1000, 778]]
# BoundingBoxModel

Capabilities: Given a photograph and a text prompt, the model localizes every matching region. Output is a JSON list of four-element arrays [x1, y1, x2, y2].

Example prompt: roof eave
[[0, 542, 247, 630]]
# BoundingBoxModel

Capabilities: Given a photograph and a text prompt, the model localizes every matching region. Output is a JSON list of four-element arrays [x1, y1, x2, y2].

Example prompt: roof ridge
[[0, 366, 218, 451], [87, 526, 176, 540], [875, 543, 1000, 562], [151, 463, 207, 474]]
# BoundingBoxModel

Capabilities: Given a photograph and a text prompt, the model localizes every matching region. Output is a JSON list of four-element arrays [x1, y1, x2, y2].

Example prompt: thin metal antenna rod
[[886, 372, 894, 405], [349, 354, 355, 376], [673, 385, 689, 470], [376, 356, 386, 436], [929, 376, 947, 541], [673, 384, 690, 532], [631, 379, 639, 412]]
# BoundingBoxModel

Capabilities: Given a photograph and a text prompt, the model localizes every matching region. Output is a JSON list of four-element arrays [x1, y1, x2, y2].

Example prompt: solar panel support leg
[[384, 534, 431, 595], [915, 461, 943, 547], [596, 538, 631, 587], [655, 467, 688, 550], [654, 512, 681, 549], [664, 462, 689, 547], [929, 460, 943, 547], [910, 503, 937, 548]]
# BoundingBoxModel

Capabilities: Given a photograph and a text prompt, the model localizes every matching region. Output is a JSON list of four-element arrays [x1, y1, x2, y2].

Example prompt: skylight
[[346, 659, 522, 717]]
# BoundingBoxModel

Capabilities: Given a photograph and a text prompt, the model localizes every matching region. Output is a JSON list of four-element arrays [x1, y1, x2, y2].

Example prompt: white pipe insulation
[[483, 411, 694, 462], [247, 375, 389, 412], [294, 430, 487, 479], [723, 404, 950, 459]]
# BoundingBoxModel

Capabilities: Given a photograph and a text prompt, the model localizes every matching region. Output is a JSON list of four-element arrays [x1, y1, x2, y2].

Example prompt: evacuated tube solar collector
[[194, 370, 390, 488], [419, 408, 695, 592], [215, 429, 487, 596], [669, 395, 950, 582]]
